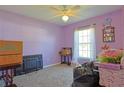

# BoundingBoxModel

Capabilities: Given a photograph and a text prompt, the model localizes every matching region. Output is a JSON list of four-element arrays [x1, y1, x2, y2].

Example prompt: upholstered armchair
[[73, 62, 94, 80], [72, 62, 99, 87]]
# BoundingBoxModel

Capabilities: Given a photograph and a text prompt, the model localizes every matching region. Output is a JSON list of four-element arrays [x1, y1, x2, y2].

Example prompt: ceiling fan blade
[[70, 5, 80, 10], [65, 9, 79, 17], [50, 6, 61, 12], [66, 5, 80, 16], [48, 14, 63, 20], [50, 7, 65, 16], [66, 12, 76, 16]]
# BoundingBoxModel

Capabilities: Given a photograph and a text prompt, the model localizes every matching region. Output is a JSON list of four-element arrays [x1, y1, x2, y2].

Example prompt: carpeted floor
[[0, 64, 74, 87]]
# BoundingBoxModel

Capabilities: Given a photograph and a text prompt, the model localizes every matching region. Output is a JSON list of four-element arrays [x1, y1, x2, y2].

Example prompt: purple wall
[[63, 9, 124, 55], [0, 8, 124, 66], [0, 10, 65, 66], [121, 7, 124, 49]]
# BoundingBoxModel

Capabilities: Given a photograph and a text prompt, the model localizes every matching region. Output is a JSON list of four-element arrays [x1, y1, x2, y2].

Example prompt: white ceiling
[[0, 5, 123, 26]]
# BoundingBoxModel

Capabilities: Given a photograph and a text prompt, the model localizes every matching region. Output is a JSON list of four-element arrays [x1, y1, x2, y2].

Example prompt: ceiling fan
[[50, 5, 80, 22]]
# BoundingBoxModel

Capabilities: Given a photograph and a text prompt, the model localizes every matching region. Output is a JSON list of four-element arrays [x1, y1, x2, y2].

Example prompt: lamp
[[62, 15, 69, 22]]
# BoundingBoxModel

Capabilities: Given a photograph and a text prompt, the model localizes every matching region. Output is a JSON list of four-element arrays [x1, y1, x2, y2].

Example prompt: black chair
[[72, 62, 99, 87]]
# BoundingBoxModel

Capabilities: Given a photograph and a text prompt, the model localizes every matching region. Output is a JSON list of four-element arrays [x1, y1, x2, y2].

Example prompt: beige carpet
[[13, 64, 74, 87]]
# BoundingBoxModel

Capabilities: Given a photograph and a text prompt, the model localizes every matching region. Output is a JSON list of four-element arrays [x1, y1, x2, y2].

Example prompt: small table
[[59, 48, 72, 66], [60, 54, 72, 65]]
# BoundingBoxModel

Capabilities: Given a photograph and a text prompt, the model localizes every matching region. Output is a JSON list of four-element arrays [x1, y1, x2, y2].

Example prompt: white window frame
[[73, 26, 96, 62], [78, 28, 92, 58]]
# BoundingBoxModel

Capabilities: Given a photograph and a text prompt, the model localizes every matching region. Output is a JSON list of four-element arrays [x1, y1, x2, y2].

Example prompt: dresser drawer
[[0, 55, 22, 66]]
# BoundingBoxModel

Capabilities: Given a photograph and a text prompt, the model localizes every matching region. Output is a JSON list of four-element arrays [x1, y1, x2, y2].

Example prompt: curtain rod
[[77, 23, 96, 28]]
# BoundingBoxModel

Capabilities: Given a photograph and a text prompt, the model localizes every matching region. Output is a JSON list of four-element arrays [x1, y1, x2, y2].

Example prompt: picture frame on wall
[[103, 26, 115, 42]]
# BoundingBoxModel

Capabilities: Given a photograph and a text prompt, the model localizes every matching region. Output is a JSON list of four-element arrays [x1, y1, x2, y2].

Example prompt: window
[[73, 27, 96, 61], [78, 28, 92, 58]]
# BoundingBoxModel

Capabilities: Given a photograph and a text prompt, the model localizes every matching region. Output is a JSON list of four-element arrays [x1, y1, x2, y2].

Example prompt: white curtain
[[72, 30, 79, 63], [89, 27, 96, 61], [72, 26, 96, 63]]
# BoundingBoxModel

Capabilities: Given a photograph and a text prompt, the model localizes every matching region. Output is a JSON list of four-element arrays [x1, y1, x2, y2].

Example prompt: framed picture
[[103, 26, 115, 42]]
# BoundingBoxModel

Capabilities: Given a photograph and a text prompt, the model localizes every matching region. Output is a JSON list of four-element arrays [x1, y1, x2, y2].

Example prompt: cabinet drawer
[[0, 55, 22, 66]]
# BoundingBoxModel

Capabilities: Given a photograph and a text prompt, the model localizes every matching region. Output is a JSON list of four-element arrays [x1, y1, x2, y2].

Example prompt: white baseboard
[[43, 62, 61, 68]]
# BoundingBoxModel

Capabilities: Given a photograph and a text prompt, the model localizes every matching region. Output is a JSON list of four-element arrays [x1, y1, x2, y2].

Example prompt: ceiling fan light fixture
[[62, 15, 69, 22]]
